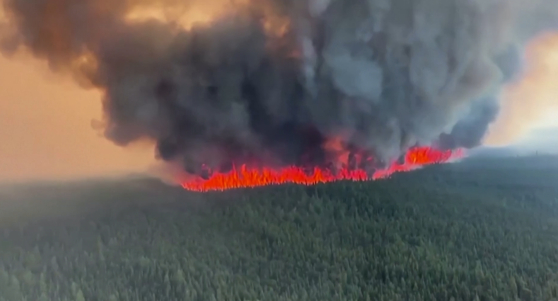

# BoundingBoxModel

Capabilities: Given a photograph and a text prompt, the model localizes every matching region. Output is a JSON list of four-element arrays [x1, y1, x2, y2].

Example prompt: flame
[[323, 136, 351, 168], [181, 146, 465, 192]]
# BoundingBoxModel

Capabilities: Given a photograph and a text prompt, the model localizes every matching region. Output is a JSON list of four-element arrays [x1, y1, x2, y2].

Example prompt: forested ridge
[[1, 157, 558, 301]]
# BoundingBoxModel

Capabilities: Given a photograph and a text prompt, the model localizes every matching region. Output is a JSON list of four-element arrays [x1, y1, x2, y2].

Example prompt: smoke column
[[0, 0, 556, 178]]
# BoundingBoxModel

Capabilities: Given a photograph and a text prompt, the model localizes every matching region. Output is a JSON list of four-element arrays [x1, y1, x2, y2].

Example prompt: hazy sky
[[0, 55, 155, 183], [484, 32, 558, 145], [536, 113, 558, 127]]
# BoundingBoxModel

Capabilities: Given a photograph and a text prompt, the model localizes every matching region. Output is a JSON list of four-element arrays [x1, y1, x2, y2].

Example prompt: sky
[[536, 114, 558, 128], [0, 55, 155, 183], [483, 31, 558, 146]]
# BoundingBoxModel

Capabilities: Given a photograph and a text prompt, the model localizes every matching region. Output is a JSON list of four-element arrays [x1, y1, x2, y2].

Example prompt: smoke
[[484, 32, 558, 145], [438, 43, 522, 149], [1, 0, 556, 174]]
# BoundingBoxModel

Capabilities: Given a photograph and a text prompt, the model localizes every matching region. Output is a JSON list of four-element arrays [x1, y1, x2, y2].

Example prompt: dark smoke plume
[[438, 44, 523, 149], [0, 0, 555, 174]]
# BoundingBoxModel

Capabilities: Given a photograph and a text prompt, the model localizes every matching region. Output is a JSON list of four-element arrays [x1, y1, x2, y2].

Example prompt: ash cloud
[[0, 0, 555, 174]]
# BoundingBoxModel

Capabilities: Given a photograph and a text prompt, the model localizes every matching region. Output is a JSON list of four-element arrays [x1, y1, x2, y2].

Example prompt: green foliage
[[1, 157, 558, 300]]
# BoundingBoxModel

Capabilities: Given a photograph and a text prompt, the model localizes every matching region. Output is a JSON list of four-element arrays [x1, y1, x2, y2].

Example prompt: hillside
[[1, 157, 558, 301]]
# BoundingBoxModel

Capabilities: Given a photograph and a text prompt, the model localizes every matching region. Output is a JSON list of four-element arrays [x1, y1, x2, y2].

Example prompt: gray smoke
[[0, 0, 555, 174], [438, 43, 523, 149]]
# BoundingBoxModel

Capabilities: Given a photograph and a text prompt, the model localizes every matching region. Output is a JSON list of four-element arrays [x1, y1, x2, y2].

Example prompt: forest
[[1, 155, 558, 301]]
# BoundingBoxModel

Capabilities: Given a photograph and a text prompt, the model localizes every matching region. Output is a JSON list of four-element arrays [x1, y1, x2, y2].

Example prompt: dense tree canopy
[[1, 156, 558, 301]]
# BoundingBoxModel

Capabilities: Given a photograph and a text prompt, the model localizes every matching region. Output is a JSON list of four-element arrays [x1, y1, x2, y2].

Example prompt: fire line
[[181, 146, 464, 192]]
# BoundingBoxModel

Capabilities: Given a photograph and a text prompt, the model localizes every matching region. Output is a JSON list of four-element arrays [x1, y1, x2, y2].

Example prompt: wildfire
[[181, 146, 465, 192]]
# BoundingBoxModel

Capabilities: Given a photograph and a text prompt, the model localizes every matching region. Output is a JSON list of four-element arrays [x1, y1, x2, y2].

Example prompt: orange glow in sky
[[0, 56, 155, 183], [485, 32, 558, 145]]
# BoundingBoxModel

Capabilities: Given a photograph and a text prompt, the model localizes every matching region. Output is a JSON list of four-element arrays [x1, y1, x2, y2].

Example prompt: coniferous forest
[[1, 156, 558, 301]]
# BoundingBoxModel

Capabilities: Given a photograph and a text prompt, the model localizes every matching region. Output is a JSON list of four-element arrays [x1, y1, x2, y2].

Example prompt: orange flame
[[181, 146, 465, 192], [322, 136, 351, 168]]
